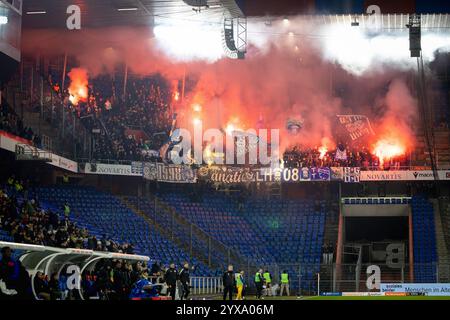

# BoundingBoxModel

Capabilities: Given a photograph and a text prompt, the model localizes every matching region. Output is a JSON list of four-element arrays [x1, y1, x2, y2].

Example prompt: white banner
[[143, 162, 197, 183], [81, 163, 142, 176], [361, 170, 450, 181], [49, 154, 78, 173], [380, 283, 450, 296], [440, 171, 450, 180], [0, 132, 28, 152], [1, 131, 78, 173]]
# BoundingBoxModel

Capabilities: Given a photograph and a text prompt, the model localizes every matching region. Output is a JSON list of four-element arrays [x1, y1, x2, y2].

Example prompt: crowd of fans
[[4, 65, 435, 169], [0, 98, 41, 147], [45, 72, 173, 162], [0, 178, 133, 253], [47, 72, 413, 168], [0, 177, 196, 300], [283, 143, 409, 170]]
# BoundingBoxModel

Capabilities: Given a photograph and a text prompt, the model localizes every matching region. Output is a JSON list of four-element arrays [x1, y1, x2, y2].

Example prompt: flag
[[335, 146, 347, 161], [337, 115, 374, 141], [105, 100, 112, 110]]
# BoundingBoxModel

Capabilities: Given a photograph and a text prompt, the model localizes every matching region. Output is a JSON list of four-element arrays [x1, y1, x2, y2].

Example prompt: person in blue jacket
[[129, 271, 159, 300]]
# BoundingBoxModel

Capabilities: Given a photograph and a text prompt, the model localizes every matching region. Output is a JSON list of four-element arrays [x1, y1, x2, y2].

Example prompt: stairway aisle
[[431, 199, 450, 282]]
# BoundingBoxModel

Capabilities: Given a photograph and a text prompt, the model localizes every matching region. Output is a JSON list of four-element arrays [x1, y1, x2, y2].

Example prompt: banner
[[300, 167, 311, 181], [360, 171, 410, 181], [337, 115, 374, 141], [197, 166, 334, 184], [141, 149, 160, 158], [198, 166, 262, 184], [335, 147, 347, 161], [440, 171, 450, 180], [380, 283, 450, 296], [131, 161, 144, 176], [310, 167, 331, 181], [143, 162, 197, 183], [361, 170, 450, 181], [330, 167, 344, 181], [81, 163, 142, 176], [0, 130, 33, 152], [413, 170, 450, 181], [49, 154, 78, 173], [1, 131, 78, 173], [344, 167, 360, 183]]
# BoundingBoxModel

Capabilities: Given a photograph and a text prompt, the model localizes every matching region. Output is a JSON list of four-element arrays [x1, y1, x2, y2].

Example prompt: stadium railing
[[190, 277, 223, 296]]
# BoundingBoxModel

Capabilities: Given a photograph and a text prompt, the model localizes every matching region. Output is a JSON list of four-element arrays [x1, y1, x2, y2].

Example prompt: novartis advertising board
[[360, 170, 450, 181]]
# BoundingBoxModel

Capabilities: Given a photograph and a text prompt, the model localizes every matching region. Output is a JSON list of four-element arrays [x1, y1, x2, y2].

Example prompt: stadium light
[[351, 16, 359, 27], [117, 7, 139, 11], [26, 11, 47, 15], [193, 118, 202, 126], [0, 16, 7, 25], [192, 104, 202, 112]]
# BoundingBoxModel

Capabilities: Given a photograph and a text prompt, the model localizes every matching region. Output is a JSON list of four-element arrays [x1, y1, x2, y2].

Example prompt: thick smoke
[[21, 15, 443, 153]]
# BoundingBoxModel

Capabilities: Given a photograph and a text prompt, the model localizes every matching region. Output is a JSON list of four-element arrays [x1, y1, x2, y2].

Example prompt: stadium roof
[[22, 0, 450, 30], [22, 0, 243, 28], [303, 13, 450, 32]]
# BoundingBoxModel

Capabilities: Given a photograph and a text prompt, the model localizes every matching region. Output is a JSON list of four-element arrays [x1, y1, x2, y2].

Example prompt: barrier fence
[[190, 277, 223, 296], [276, 263, 450, 296], [186, 263, 450, 296]]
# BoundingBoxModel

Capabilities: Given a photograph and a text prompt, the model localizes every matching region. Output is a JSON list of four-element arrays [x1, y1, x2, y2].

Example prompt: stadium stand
[[411, 195, 438, 282], [33, 185, 214, 276], [157, 192, 277, 265], [243, 199, 325, 264], [127, 192, 328, 292]]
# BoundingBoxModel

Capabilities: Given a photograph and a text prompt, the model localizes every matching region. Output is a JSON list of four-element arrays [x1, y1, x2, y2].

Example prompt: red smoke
[[369, 80, 417, 167], [68, 68, 89, 106], [22, 27, 419, 156]]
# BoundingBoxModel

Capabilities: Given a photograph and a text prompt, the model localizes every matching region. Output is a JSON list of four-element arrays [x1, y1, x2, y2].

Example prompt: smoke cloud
[[21, 15, 445, 153]]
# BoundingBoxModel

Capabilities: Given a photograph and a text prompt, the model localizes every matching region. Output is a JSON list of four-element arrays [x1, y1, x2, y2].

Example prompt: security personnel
[[222, 265, 235, 301], [7, 176, 14, 186], [14, 180, 23, 193], [263, 269, 272, 296], [63, 203, 70, 219], [178, 262, 190, 300], [254, 269, 264, 299], [62, 174, 69, 184], [280, 270, 290, 296], [164, 263, 178, 300], [235, 270, 244, 300]]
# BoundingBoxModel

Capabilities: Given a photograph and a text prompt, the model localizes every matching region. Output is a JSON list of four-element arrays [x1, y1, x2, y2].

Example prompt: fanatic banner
[[197, 166, 276, 184], [197, 166, 336, 183]]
